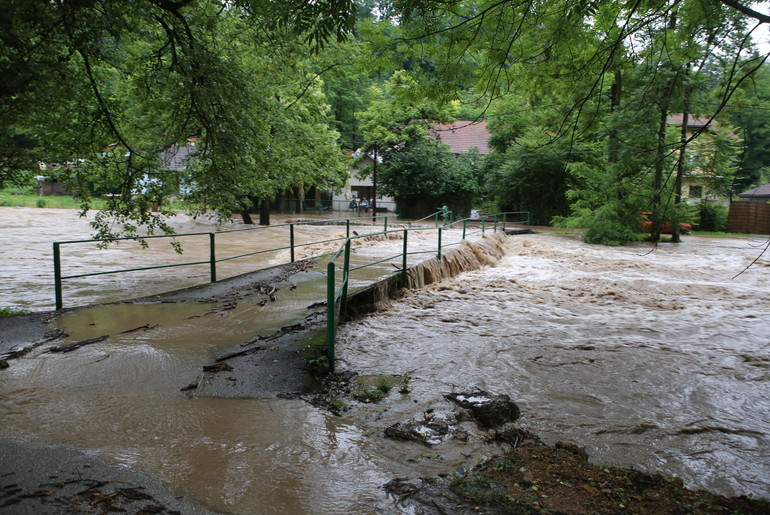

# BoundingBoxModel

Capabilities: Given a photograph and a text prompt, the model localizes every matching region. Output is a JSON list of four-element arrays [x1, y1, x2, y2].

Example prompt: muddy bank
[[0, 439, 211, 514], [386, 435, 769, 514]]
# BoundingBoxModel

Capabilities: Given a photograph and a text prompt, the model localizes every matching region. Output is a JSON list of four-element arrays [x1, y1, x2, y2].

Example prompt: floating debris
[[50, 335, 109, 353]]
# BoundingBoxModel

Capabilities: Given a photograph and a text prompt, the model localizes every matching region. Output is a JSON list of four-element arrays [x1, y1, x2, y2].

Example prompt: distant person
[[349, 198, 358, 211], [360, 198, 369, 213]]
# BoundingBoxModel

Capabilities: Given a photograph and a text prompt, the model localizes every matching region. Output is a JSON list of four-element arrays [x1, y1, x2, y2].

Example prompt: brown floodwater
[[0, 207, 442, 311], [2, 207, 768, 511], [0, 207, 496, 513], [337, 233, 770, 499]]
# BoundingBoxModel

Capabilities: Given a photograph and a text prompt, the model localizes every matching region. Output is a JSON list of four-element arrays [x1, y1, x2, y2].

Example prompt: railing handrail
[[53, 214, 403, 309], [411, 210, 445, 224], [52, 209, 529, 372], [54, 214, 396, 247]]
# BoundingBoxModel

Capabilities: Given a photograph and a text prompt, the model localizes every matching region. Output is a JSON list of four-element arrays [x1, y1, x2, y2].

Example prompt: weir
[[341, 232, 509, 320], [184, 231, 512, 397]]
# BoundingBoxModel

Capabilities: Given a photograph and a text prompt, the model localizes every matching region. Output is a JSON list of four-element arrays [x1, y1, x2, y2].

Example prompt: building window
[[689, 185, 703, 198]]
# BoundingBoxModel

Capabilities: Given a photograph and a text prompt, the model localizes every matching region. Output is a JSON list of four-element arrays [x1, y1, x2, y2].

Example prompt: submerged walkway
[[0, 226, 512, 513], [1, 228, 510, 395]]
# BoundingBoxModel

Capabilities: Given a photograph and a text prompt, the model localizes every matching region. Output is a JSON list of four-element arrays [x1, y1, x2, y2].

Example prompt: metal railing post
[[437, 227, 442, 261], [482, 216, 486, 234], [290, 223, 295, 263], [340, 239, 351, 318], [402, 229, 408, 283], [462, 219, 467, 240], [494, 214, 499, 232], [326, 261, 336, 371], [209, 233, 217, 282], [53, 242, 63, 310], [346, 219, 350, 238], [384, 216, 388, 232]]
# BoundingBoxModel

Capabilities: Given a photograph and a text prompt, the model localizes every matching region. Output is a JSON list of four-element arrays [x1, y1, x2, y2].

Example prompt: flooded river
[[337, 233, 770, 499], [1, 207, 769, 512]]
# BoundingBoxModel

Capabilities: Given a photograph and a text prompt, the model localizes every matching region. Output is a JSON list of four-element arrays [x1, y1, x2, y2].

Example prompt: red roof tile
[[429, 120, 491, 154]]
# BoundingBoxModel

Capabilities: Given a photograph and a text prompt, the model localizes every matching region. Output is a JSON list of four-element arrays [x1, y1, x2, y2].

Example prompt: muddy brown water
[[0, 207, 493, 513], [1, 208, 769, 512], [0, 207, 436, 311], [337, 233, 770, 500]]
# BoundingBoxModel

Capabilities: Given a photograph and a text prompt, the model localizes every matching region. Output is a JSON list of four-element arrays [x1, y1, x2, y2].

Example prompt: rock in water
[[445, 390, 521, 428]]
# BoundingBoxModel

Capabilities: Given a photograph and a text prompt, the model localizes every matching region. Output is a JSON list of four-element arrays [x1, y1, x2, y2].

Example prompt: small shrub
[[399, 373, 412, 394], [376, 376, 392, 393], [36, 199, 47, 208], [329, 397, 348, 411], [696, 203, 727, 232]]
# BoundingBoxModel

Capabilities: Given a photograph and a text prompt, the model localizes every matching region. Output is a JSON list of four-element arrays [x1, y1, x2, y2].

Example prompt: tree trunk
[[609, 69, 625, 201], [298, 185, 305, 213], [651, 3, 680, 242], [652, 101, 669, 243], [608, 69, 622, 165], [671, 94, 690, 243], [240, 209, 254, 224], [259, 198, 270, 225]]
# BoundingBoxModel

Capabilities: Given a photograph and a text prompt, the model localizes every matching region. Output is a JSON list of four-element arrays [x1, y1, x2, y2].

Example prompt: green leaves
[[0, 0, 354, 235], [379, 140, 479, 199]]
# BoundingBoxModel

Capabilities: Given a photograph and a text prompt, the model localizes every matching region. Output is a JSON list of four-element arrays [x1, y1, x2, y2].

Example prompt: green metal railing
[[53, 214, 397, 310], [324, 211, 529, 370], [53, 209, 529, 370]]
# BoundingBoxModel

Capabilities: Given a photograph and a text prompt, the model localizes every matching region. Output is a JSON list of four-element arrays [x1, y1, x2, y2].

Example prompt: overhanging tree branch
[[719, 0, 770, 24]]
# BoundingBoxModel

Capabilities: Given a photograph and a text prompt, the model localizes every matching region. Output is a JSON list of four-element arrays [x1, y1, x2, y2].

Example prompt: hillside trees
[[383, 0, 766, 241]]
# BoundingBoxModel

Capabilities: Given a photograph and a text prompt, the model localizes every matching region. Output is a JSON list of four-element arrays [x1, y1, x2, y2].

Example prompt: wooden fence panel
[[727, 201, 770, 235]]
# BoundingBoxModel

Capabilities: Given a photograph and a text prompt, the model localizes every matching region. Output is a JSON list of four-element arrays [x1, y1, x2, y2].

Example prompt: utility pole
[[371, 145, 378, 223]]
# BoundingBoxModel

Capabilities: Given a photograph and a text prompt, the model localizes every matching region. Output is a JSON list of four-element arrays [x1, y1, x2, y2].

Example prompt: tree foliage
[[0, 0, 355, 237], [5, 0, 770, 244], [378, 140, 481, 216], [376, 0, 768, 241]]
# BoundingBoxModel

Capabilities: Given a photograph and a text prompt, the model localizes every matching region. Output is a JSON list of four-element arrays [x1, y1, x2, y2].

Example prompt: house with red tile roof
[[428, 120, 492, 154], [332, 120, 492, 213]]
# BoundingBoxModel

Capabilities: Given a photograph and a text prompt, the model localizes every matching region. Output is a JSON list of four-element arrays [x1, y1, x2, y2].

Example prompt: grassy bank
[[0, 188, 101, 209], [0, 188, 190, 211]]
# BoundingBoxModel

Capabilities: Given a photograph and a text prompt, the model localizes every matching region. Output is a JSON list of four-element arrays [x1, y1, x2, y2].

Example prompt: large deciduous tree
[[356, 70, 458, 216], [0, 0, 355, 237]]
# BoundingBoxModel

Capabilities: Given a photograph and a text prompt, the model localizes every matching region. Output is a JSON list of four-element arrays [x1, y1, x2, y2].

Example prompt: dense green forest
[[3, 0, 770, 243]]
